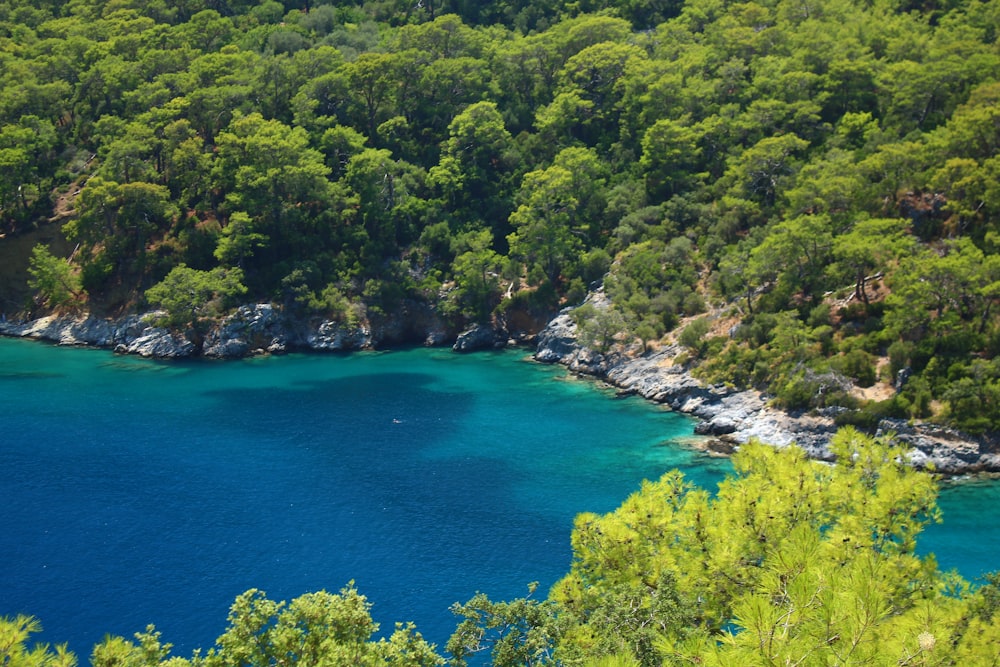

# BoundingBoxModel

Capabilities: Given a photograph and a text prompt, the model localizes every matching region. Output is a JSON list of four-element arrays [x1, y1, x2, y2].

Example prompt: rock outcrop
[[1, 304, 416, 358], [0, 312, 195, 357], [115, 325, 196, 358], [533, 307, 579, 363], [453, 323, 507, 352]]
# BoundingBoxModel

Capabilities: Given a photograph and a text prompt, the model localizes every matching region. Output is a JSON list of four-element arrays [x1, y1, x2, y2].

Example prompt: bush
[[678, 316, 711, 357], [834, 348, 877, 388], [145, 265, 247, 329], [888, 340, 915, 377], [27, 244, 84, 309]]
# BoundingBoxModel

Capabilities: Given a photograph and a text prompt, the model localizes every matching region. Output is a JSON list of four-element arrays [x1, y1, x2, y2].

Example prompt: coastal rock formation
[[453, 323, 507, 352], [202, 304, 292, 357], [115, 326, 196, 358], [0, 311, 195, 357], [534, 304, 998, 474], [4, 301, 999, 473], [0, 303, 429, 358], [0, 313, 116, 346], [533, 307, 579, 363], [304, 319, 372, 351], [877, 419, 1000, 474]]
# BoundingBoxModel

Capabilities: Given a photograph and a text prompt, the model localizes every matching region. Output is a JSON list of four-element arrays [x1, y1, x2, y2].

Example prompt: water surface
[[1, 339, 996, 660], [1, 340, 726, 657]]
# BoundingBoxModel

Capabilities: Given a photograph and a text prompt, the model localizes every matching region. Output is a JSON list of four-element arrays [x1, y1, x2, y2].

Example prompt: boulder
[[453, 323, 506, 352], [203, 304, 288, 358], [306, 319, 371, 350], [116, 326, 196, 358], [534, 308, 579, 362], [694, 416, 738, 435]]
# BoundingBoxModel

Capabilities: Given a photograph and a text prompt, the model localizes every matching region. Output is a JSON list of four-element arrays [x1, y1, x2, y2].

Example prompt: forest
[[3, 1, 1000, 663], [2, 0, 1000, 434]]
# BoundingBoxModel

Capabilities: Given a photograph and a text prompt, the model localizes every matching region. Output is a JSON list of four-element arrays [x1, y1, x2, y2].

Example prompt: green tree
[[449, 228, 502, 321], [27, 244, 85, 309], [0, 615, 76, 667], [145, 264, 247, 330], [551, 429, 947, 666], [448, 583, 562, 667], [342, 52, 399, 140], [830, 217, 911, 305], [573, 302, 628, 354], [202, 587, 443, 667], [507, 146, 608, 288], [66, 177, 179, 291], [639, 116, 702, 200], [747, 214, 834, 301], [507, 164, 582, 287], [429, 100, 515, 231], [0, 116, 58, 223], [344, 148, 426, 259], [722, 133, 810, 209], [211, 112, 336, 289]]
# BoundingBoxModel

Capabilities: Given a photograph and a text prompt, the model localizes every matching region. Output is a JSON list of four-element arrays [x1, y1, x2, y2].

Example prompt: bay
[[0, 339, 724, 657], [0, 338, 996, 660]]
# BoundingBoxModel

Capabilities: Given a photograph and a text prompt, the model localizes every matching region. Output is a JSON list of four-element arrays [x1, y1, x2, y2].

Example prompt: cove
[[0, 338, 996, 659]]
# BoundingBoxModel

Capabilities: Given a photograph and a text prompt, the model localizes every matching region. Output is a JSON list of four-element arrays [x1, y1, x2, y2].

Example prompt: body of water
[[0, 339, 995, 659]]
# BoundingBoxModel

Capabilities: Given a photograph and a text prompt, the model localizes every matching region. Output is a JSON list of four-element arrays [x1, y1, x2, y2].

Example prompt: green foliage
[[677, 316, 710, 357], [86, 587, 443, 667], [447, 584, 561, 667], [440, 429, 1000, 666], [0, 615, 76, 667], [27, 244, 84, 309], [145, 265, 246, 330], [573, 302, 628, 354], [4, 0, 1000, 429], [448, 228, 502, 321]]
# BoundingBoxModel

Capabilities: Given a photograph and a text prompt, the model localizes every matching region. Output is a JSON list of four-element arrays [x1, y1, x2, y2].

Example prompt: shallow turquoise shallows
[[0, 338, 995, 658]]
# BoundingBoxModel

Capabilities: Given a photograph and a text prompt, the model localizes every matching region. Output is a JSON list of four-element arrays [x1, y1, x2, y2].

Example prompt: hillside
[[2, 0, 1000, 436]]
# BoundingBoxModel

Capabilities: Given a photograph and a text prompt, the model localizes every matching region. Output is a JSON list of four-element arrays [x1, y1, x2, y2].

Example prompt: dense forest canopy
[[3, 0, 1000, 431]]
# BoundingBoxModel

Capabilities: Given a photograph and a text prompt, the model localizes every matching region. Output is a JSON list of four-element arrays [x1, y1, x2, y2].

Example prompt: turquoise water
[[0, 340, 725, 657], [0, 339, 996, 659]]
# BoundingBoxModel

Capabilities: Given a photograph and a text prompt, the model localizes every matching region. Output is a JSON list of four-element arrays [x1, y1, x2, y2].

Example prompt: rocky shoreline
[[533, 299, 1000, 476], [0, 302, 452, 358], [4, 300, 999, 475]]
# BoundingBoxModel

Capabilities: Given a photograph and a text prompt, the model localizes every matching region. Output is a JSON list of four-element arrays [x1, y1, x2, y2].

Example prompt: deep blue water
[[0, 339, 996, 660], [0, 340, 725, 657]]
